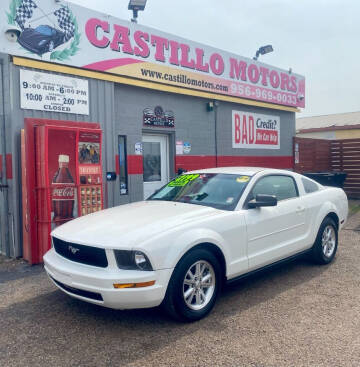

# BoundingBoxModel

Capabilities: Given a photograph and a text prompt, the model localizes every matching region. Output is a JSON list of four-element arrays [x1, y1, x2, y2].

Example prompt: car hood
[[51, 200, 220, 249]]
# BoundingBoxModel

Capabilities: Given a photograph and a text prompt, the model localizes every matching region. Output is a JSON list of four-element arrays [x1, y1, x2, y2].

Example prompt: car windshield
[[148, 173, 252, 210], [35, 25, 53, 36]]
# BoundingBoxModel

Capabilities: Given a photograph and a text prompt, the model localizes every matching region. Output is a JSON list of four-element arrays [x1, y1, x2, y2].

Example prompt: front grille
[[52, 237, 108, 268], [50, 276, 103, 301]]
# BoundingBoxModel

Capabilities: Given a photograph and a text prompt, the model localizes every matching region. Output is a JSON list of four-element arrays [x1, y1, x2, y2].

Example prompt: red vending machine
[[22, 119, 104, 264]]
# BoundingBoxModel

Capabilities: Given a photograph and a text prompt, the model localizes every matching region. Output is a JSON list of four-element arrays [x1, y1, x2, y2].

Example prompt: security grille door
[[142, 135, 169, 199]]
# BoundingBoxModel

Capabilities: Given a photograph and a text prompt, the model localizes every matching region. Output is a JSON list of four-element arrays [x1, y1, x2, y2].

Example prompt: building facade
[[0, 0, 304, 260]]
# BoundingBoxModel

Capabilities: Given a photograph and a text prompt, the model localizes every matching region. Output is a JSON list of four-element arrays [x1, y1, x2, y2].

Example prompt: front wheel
[[310, 217, 338, 264], [48, 41, 55, 52], [162, 248, 222, 321]]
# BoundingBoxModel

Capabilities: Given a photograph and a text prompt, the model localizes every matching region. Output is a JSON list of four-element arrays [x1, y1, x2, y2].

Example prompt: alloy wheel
[[183, 260, 215, 311], [322, 225, 336, 258]]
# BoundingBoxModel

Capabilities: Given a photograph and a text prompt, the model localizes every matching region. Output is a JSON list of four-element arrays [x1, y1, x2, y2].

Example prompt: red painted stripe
[[83, 58, 143, 71], [5, 154, 12, 179], [115, 155, 120, 175], [128, 155, 143, 175], [176, 155, 293, 171], [175, 156, 216, 172]]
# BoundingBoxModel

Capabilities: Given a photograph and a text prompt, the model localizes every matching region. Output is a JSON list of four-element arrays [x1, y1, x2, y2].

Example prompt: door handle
[[296, 206, 305, 214]]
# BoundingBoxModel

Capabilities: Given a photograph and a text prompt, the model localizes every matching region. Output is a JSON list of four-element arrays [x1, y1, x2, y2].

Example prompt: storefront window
[[118, 136, 128, 195]]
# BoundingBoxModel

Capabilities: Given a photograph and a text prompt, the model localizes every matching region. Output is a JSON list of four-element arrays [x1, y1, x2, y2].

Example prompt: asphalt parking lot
[[1, 215, 360, 367]]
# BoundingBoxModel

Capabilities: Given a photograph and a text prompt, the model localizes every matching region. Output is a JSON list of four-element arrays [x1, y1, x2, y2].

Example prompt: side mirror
[[177, 168, 187, 175], [248, 194, 277, 209]]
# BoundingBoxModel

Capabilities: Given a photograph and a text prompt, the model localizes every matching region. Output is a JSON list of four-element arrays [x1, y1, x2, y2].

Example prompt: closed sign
[[20, 69, 89, 115]]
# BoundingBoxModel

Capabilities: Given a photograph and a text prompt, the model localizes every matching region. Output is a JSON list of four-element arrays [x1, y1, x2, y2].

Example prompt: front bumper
[[43, 248, 173, 309], [18, 38, 46, 55]]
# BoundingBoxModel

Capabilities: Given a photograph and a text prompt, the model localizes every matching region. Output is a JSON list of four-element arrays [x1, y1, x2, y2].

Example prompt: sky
[[69, 0, 360, 118]]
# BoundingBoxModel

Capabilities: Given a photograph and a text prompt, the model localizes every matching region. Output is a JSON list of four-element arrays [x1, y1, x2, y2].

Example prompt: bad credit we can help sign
[[232, 111, 280, 149]]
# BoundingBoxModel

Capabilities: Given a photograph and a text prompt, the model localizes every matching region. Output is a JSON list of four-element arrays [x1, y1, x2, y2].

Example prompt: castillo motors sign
[[1, 0, 305, 108], [232, 110, 280, 149]]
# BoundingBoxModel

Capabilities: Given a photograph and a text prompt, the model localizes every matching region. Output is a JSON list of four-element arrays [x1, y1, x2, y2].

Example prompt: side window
[[302, 177, 319, 194], [250, 175, 298, 202]]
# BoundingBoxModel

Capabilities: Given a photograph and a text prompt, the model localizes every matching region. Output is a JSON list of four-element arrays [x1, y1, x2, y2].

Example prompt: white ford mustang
[[44, 167, 348, 321]]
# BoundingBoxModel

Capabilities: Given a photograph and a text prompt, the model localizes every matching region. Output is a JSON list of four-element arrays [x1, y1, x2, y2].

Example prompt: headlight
[[38, 40, 47, 46], [114, 250, 153, 271]]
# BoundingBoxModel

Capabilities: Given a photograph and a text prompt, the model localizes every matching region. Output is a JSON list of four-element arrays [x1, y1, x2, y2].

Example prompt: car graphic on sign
[[5, 1, 77, 58], [17, 25, 66, 55]]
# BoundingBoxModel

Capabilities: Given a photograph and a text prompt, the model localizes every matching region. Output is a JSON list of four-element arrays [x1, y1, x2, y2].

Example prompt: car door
[[244, 174, 307, 270]]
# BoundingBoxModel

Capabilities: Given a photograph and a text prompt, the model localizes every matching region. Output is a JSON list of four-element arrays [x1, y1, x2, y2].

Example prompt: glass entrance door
[[142, 135, 169, 199]]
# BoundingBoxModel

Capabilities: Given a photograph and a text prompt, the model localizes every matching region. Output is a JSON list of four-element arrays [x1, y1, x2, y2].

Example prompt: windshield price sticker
[[168, 174, 200, 187], [236, 176, 250, 183], [20, 69, 89, 115]]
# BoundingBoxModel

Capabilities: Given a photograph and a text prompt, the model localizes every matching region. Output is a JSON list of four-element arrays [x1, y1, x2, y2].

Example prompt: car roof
[[187, 167, 293, 176]]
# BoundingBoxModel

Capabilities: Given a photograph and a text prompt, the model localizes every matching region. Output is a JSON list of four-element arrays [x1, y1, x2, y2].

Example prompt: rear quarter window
[[301, 177, 319, 194]]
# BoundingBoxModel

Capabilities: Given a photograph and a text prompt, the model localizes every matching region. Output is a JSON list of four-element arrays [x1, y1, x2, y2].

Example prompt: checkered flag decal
[[54, 7, 75, 42], [15, 0, 37, 30]]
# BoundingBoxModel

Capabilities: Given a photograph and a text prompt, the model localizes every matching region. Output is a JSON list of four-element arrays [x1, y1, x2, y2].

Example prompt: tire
[[310, 217, 338, 265], [162, 248, 222, 322]]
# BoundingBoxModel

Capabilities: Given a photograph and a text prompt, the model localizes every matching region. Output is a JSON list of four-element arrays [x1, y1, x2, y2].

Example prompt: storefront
[[0, 0, 305, 262]]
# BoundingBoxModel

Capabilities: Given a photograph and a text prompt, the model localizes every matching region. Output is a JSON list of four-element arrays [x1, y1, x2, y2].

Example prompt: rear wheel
[[310, 217, 338, 264], [162, 248, 222, 321]]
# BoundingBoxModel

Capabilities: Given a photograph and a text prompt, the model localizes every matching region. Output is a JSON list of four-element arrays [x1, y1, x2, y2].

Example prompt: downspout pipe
[[214, 101, 219, 167], [0, 59, 10, 257]]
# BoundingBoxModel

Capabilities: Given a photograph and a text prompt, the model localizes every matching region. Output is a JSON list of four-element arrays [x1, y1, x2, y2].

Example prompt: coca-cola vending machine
[[52, 154, 76, 227], [22, 119, 104, 264]]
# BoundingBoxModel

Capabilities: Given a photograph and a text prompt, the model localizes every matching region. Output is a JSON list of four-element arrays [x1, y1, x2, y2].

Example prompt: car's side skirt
[[226, 249, 312, 285]]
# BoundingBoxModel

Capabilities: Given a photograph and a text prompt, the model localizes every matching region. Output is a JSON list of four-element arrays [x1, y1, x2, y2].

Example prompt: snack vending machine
[[22, 119, 104, 264], [78, 131, 103, 217]]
